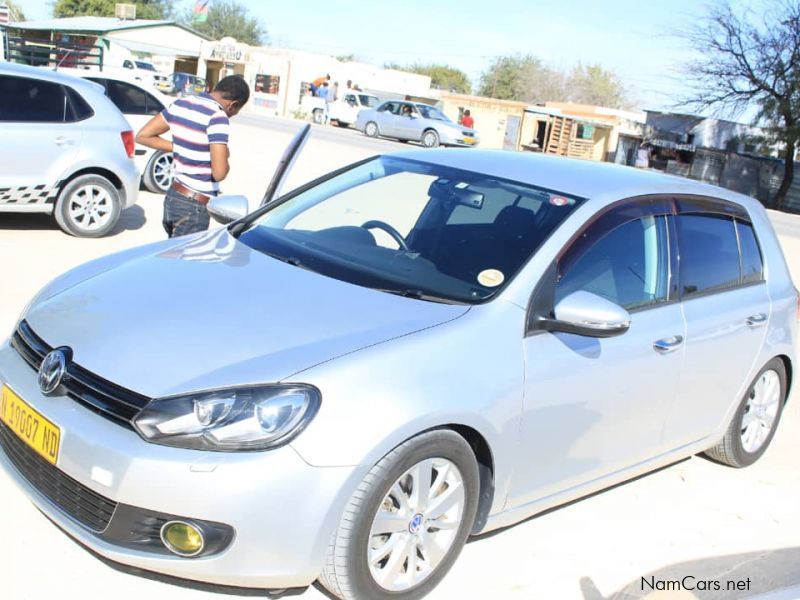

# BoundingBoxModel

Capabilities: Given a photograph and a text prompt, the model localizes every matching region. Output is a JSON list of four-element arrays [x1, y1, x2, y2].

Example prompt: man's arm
[[135, 114, 173, 153], [209, 144, 230, 182]]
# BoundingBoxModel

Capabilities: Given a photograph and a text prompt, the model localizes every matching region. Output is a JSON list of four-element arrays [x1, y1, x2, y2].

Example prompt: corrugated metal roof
[[4, 16, 211, 40]]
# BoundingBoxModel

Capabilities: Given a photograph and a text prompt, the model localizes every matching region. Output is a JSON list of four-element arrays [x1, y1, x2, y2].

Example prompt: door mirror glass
[[208, 195, 249, 224], [549, 291, 630, 337]]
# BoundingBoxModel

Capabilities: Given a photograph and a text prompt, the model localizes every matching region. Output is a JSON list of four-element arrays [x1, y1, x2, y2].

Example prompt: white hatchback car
[[59, 69, 175, 194], [0, 63, 140, 237]]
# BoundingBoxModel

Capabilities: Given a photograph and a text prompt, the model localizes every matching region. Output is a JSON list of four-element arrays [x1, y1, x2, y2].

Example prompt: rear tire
[[313, 109, 324, 124], [364, 121, 379, 138], [319, 430, 479, 600], [704, 358, 786, 467], [54, 174, 121, 238], [143, 151, 174, 193]]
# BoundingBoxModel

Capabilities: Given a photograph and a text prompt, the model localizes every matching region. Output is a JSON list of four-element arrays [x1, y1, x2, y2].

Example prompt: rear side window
[[106, 80, 163, 115], [0, 75, 67, 122], [65, 87, 94, 121], [677, 214, 740, 296], [737, 220, 764, 283]]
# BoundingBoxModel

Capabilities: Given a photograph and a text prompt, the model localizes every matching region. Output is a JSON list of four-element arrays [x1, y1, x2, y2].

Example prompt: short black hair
[[215, 75, 250, 105]]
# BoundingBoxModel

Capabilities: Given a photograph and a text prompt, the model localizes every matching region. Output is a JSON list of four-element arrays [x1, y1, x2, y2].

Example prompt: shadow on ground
[[0, 205, 146, 236], [580, 547, 800, 599]]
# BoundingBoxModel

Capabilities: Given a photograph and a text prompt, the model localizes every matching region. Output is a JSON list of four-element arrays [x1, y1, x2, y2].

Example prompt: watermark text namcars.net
[[643, 576, 751, 593]]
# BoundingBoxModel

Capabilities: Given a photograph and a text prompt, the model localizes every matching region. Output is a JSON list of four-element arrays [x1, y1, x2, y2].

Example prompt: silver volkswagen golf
[[0, 150, 795, 599]]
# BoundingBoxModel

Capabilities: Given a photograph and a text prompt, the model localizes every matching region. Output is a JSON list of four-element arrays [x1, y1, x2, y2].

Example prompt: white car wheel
[[54, 174, 121, 238], [365, 121, 379, 138], [143, 151, 174, 194]]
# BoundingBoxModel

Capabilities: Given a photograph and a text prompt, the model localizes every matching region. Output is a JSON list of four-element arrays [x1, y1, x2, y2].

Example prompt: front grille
[[0, 421, 117, 532], [11, 320, 151, 429]]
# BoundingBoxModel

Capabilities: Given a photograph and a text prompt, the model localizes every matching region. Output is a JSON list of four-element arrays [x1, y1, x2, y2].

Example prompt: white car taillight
[[120, 130, 135, 158]]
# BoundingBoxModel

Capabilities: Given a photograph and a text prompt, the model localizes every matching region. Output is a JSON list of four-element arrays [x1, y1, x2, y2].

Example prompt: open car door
[[260, 123, 311, 207]]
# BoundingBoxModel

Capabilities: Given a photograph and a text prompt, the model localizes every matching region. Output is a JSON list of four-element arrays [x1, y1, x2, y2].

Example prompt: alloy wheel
[[740, 369, 781, 453], [367, 457, 465, 592], [152, 153, 174, 191], [67, 184, 114, 232]]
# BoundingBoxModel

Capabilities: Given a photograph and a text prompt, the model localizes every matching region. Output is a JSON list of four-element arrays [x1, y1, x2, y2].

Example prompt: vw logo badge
[[408, 513, 424, 535], [38, 349, 68, 394]]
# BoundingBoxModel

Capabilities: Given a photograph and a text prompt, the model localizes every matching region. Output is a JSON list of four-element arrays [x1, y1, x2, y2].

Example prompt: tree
[[5, 0, 26, 21], [478, 54, 630, 108], [567, 63, 629, 109], [385, 62, 471, 94], [478, 54, 565, 103], [336, 54, 357, 63], [679, 1, 800, 208], [182, 0, 267, 46], [53, 0, 171, 19]]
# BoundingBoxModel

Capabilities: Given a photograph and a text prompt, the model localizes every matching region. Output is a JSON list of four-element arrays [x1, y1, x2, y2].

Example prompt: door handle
[[746, 313, 768, 327], [653, 335, 684, 354], [54, 136, 74, 146]]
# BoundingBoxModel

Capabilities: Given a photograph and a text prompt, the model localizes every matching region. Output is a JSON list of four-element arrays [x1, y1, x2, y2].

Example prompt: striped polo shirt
[[161, 93, 230, 195]]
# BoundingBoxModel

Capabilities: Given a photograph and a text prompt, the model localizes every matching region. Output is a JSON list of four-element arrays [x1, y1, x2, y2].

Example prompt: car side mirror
[[540, 291, 631, 338], [207, 194, 249, 224]]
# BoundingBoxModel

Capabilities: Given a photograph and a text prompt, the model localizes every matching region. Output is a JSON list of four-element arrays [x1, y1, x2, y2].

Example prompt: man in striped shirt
[[136, 76, 250, 237]]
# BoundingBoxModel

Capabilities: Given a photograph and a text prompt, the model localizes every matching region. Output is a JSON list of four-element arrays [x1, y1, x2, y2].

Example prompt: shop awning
[[112, 38, 200, 58]]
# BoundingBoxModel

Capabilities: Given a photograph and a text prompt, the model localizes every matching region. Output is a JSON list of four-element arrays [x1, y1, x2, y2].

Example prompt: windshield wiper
[[373, 287, 460, 304], [262, 251, 318, 273]]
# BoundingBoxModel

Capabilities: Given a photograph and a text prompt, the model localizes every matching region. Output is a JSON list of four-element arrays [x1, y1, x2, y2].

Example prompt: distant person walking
[[136, 76, 250, 238], [320, 81, 334, 124], [461, 109, 474, 128]]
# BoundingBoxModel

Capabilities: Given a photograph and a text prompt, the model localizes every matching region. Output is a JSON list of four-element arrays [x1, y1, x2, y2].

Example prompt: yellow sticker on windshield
[[478, 269, 505, 287]]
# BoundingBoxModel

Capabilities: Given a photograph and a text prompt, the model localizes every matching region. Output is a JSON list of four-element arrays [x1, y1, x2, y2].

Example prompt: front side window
[[677, 213, 740, 296], [0, 75, 67, 122], [556, 215, 670, 310], [237, 157, 583, 303]]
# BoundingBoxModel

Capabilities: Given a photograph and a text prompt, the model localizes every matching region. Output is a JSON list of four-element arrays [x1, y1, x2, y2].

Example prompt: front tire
[[320, 430, 479, 600], [53, 174, 121, 238], [421, 130, 440, 148], [143, 151, 174, 193], [704, 358, 787, 467], [364, 121, 379, 138], [313, 109, 324, 124]]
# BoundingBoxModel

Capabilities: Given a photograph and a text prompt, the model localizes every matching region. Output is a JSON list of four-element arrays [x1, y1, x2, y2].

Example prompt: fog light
[[160, 521, 205, 557]]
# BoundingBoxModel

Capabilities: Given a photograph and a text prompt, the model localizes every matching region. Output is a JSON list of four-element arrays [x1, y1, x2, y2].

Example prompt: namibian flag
[[193, 0, 210, 23]]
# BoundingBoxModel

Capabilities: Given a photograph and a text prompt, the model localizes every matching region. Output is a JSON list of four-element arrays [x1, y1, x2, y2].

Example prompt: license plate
[[463, 137, 475, 144], [0, 385, 61, 465]]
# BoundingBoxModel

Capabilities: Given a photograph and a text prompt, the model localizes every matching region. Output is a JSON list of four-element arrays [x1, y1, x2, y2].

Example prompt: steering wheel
[[361, 220, 410, 252]]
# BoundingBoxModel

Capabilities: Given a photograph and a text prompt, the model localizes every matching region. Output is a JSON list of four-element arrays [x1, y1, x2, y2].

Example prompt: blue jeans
[[162, 187, 211, 238]]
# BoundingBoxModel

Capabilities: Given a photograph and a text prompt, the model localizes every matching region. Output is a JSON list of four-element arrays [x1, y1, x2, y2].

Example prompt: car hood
[[24, 229, 469, 398]]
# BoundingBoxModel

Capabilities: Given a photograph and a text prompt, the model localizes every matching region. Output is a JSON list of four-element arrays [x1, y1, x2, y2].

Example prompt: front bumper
[[0, 339, 359, 589]]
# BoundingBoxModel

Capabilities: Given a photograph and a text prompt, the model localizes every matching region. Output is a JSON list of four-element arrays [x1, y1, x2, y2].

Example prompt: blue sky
[[13, 0, 762, 113]]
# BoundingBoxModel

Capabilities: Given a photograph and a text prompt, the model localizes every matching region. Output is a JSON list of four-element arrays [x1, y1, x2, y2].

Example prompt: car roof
[[385, 148, 760, 208], [56, 67, 172, 104], [0, 62, 103, 94]]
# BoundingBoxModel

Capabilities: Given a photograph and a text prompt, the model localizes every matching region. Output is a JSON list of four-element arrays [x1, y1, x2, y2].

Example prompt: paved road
[[1, 116, 799, 600]]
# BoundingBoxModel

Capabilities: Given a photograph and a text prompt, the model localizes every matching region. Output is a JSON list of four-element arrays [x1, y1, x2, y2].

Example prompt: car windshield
[[360, 94, 380, 107], [135, 62, 156, 71], [237, 157, 584, 303], [417, 105, 450, 122]]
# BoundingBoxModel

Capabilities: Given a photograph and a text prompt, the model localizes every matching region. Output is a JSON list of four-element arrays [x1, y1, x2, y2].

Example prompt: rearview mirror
[[207, 195, 249, 224], [542, 291, 631, 338]]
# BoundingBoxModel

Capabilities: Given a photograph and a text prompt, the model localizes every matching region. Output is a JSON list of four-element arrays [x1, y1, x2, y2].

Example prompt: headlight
[[133, 385, 321, 451]]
